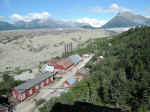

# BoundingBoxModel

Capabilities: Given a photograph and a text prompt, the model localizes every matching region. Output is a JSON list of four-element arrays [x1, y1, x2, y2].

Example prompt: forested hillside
[[40, 26, 150, 112]]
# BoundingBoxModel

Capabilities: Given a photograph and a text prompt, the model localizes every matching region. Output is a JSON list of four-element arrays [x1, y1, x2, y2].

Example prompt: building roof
[[69, 54, 82, 64], [57, 58, 74, 69], [14, 72, 53, 94], [83, 54, 89, 57], [0, 105, 8, 110], [67, 76, 76, 85], [48, 58, 59, 66]]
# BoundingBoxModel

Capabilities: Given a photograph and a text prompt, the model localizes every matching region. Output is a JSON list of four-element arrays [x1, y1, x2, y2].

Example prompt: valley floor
[[0, 29, 113, 73]]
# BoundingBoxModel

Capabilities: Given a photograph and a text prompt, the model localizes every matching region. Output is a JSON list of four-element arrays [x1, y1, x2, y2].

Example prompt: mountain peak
[[102, 12, 150, 28]]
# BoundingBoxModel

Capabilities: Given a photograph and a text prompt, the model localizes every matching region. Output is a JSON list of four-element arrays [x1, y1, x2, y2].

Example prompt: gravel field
[[0, 29, 115, 72]]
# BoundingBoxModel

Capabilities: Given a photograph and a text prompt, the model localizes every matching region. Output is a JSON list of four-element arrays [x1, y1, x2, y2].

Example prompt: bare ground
[[0, 29, 114, 73]]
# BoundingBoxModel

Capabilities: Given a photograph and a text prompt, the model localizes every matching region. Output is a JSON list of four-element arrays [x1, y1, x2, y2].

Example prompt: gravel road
[[15, 54, 94, 112]]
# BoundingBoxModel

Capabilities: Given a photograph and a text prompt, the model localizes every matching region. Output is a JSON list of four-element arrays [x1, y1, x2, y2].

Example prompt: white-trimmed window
[[46, 79, 49, 84], [35, 85, 39, 90], [20, 93, 25, 101], [50, 77, 53, 81], [41, 82, 44, 88], [29, 89, 33, 95]]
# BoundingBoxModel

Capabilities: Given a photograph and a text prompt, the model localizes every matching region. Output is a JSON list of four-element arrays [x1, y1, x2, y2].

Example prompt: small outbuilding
[[96, 56, 104, 62], [82, 54, 90, 59], [64, 76, 76, 88], [74, 68, 89, 81]]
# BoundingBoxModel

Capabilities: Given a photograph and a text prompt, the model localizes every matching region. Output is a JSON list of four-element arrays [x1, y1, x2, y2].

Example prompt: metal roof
[[77, 68, 89, 75], [67, 76, 76, 85], [0, 105, 8, 110], [14, 72, 53, 94], [69, 54, 82, 64], [57, 58, 74, 69]]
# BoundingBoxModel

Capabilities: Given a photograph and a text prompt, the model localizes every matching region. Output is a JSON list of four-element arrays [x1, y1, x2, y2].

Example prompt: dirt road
[[15, 54, 94, 112]]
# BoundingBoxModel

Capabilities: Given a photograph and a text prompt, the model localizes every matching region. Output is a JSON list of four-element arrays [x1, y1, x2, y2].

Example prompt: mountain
[[0, 21, 16, 30], [102, 12, 150, 28], [80, 24, 96, 29], [0, 19, 91, 31]]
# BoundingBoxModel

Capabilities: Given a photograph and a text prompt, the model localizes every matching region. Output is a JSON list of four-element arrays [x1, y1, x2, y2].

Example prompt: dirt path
[[15, 54, 94, 112]]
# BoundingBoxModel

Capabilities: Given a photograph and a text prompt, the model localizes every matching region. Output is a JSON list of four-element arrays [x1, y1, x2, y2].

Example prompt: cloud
[[76, 18, 107, 27], [146, 16, 150, 18], [93, 3, 133, 14], [10, 12, 51, 22]]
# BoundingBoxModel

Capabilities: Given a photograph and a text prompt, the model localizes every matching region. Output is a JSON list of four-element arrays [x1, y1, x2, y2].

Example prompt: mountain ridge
[[101, 11, 150, 28], [0, 19, 90, 31]]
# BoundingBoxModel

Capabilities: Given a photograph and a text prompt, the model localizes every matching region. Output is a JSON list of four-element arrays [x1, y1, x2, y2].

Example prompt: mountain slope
[[40, 26, 150, 112], [102, 12, 150, 28]]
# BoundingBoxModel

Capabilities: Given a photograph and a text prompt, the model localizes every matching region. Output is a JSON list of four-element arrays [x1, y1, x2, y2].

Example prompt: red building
[[0, 105, 8, 112], [64, 76, 76, 88], [48, 58, 59, 66], [12, 73, 54, 102], [54, 58, 74, 73], [48, 55, 82, 73]]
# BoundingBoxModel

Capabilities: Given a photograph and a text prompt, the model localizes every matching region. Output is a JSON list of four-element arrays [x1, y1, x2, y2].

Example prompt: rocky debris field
[[0, 29, 115, 73]]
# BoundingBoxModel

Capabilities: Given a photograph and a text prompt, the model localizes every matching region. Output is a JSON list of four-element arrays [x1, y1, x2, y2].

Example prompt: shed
[[0, 105, 8, 112], [69, 54, 82, 64], [64, 76, 76, 88], [12, 72, 53, 102], [82, 54, 90, 59], [96, 56, 104, 62]]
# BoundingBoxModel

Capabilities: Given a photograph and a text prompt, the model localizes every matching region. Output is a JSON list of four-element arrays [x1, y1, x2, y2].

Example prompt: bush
[[35, 99, 46, 106]]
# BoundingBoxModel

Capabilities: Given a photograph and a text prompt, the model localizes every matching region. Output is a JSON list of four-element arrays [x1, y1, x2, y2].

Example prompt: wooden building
[[12, 73, 54, 102]]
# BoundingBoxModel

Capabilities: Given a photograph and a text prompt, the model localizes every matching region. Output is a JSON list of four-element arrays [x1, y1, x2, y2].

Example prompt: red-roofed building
[[48, 58, 59, 66], [54, 58, 74, 73]]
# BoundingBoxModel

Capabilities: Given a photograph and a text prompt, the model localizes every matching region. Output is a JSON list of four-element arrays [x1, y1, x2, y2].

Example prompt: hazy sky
[[0, 0, 150, 27]]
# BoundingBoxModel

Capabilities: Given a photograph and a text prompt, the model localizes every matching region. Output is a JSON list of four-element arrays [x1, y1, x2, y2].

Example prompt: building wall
[[0, 109, 8, 112], [13, 76, 54, 102], [64, 81, 70, 88], [12, 90, 20, 101]]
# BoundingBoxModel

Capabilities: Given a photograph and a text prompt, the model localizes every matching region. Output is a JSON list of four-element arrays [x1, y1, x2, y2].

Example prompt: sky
[[0, 0, 150, 27]]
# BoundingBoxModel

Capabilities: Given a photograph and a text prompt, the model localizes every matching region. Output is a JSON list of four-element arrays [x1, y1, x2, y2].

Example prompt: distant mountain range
[[102, 12, 150, 28], [0, 19, 89, 31], [0, 21, 17, 30], [0, 12, 150, 31]]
